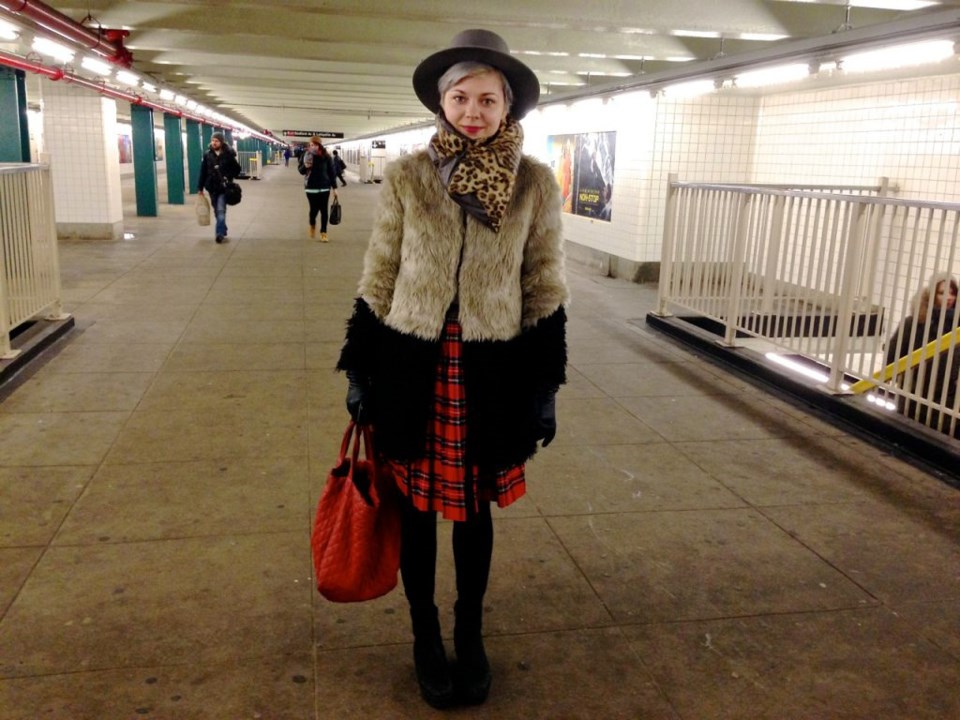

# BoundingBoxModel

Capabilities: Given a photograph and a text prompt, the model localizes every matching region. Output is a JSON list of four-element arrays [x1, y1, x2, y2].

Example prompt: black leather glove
[[345, 372, 369, 424], [534, 389, 557, 447]]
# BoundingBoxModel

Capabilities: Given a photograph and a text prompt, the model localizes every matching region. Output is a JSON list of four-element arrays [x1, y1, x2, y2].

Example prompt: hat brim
[[413, 47, 540, 120]]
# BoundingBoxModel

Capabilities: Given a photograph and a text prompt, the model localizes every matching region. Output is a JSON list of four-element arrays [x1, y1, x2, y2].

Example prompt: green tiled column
[[163, 113, 185, 205], [0, 68, 29, 162], [130, 104, 157, 217], [201, 124, 213, 148], [186, 119, 202, 194]]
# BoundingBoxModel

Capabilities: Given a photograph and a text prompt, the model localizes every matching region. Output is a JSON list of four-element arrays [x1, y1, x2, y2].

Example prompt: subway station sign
[[282, 130, 344, 139]]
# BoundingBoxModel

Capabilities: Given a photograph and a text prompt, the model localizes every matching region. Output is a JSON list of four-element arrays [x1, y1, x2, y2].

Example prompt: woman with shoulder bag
[[336, 28, 568, 709], [302, 136, 337, 241]]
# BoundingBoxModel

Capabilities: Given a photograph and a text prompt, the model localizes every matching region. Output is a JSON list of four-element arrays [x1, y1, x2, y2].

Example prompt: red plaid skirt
[[388, 313, 526, 522]]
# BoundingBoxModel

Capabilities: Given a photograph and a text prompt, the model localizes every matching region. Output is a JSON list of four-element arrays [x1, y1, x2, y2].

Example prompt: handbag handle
[[341, 421, 378, 500]]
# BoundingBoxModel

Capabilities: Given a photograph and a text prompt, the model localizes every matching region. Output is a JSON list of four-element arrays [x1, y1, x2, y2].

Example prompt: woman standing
[[337, 29, 568, 709], [300, 136, 336, 241], [197, 132, 241, 244]]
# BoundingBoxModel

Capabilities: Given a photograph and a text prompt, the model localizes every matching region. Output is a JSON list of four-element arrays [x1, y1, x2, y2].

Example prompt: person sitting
[[884, 274, 959, 437]]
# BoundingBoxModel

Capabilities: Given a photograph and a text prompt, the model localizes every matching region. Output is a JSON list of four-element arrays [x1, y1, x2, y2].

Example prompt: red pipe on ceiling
[[0, 50, 208, 125], [0, 50, 279, 144], [0, 0, 133, 66]]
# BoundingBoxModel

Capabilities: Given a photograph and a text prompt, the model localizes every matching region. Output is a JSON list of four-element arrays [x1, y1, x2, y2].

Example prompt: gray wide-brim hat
[[412, 29, 540, 119]]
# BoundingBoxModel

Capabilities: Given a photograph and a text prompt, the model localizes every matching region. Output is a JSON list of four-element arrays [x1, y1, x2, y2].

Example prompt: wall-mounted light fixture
[[115, 70, 139, 87], [0, 18, 20, 40], [840, 38, 955, 73], [31, 37, 75, 63], [661, 79, 716, 98], [81, 56, 112, 76], [735, 62, 810, 88]]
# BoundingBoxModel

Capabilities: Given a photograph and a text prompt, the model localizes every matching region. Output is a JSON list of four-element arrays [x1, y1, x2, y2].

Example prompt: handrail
[[850, 328, 960, 394]]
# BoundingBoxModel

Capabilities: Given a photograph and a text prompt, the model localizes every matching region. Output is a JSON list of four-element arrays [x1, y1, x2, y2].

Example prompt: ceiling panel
[[1, 0, 953, 140]]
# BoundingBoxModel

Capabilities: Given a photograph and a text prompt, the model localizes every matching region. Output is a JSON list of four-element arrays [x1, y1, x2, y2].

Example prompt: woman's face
[[935, 281, 957, 309], [441, 71, 508, 142]]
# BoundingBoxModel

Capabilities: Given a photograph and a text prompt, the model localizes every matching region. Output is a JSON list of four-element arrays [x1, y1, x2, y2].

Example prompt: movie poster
[[546, 131, 616, 221], [118, 134, 133, 164]]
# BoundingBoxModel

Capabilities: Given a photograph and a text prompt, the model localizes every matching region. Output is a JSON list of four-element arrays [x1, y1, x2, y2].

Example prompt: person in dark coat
[[332, 149, 347, 186], [197, 132, 241, 243], [884, 274, 959, 436], [299, 136, 336, 241], [336, 29, 566, 709]]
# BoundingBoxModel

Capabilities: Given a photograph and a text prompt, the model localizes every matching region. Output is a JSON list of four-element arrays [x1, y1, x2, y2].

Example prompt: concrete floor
[[1, 163, 959, 719]]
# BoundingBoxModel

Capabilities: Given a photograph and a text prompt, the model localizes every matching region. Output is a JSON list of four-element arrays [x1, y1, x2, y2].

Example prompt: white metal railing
[[238, 151, 260, 179], [657, 174, 960, 439], [0, 163, 69, 358]]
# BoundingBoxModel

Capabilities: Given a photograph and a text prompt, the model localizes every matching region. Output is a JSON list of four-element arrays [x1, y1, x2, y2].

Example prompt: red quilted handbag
[[311, 421, 401, 602]]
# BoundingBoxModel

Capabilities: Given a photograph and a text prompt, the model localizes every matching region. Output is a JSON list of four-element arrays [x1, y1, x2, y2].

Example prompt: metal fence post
[[655, 173, 678, 317]]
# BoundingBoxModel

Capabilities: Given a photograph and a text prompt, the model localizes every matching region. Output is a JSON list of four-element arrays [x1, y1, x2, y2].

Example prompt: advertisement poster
[[547, 131, 616, 221], [118, 135, 132, 164]]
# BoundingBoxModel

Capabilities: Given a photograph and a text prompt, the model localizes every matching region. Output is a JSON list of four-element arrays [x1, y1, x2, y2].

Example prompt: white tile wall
[[753, 74, 960, 204], [41, 81, 123, 225]]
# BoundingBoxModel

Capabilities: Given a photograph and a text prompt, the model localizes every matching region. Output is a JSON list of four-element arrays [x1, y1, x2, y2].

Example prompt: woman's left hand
[[534, 390, 557, 446]]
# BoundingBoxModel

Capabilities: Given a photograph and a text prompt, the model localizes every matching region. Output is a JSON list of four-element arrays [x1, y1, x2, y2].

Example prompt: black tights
[[400, 501, 493, 614], [306, 191, 331, 231]]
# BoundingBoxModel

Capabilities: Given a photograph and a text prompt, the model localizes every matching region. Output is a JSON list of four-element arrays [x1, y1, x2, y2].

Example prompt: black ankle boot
[[454, 602, 492, 705], [411, 606, 454, 709]]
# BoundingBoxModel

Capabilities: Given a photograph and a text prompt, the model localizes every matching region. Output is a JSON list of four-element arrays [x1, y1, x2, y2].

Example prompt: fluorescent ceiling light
[[141, 82, 157, 93], [0, 18, 19, 40], [735, 63, 809, 88], [848, 0, 937, 9], [159, 89, 175, 100], [662, 79, 715, 97], [841, 39, 955, 73], [578, 53, 607, 59], [186, 100, 198, 110], [32, 37, 75, 63], [115, 70, 139, 86], [174, 94, 188, 106], [739, 32, 788, 42], [672, 30, 720, 38], [665, 56, 696, 63], [614, 54, 650, 61], [546, 51, 570, 57], [81, 56, 112, 76]]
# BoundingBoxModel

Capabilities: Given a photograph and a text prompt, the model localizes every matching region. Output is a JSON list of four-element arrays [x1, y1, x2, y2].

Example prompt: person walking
[[336, 28, 567, 709], [197, 132, 241, 244], [332, 149, 348, 186], [283, 146, 291, 166], [300, 136, 336, 241]]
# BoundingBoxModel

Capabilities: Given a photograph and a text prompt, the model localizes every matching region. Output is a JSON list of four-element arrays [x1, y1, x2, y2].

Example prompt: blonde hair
[[915, 274, 958, 324]]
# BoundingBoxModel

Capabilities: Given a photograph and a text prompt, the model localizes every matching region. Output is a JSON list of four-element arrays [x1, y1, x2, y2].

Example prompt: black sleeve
[[197, 155, 207, 192], [227, 151, 242, 178], [522, 306, 568, 393], [336, 298, 381, 379]]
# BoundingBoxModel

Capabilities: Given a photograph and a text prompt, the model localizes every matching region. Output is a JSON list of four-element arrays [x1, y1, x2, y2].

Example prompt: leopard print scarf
[[428, 114, 523, 233]]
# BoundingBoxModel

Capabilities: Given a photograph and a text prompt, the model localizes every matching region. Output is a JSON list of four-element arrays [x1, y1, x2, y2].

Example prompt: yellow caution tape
[[851, 327, 960, 394]]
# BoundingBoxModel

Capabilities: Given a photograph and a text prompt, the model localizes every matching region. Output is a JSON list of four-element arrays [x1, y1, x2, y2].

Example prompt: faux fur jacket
[[338, 150, 570, 471]]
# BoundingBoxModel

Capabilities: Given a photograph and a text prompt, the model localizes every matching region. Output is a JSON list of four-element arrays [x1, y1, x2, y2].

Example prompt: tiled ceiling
[[2, 0, 957, 140]]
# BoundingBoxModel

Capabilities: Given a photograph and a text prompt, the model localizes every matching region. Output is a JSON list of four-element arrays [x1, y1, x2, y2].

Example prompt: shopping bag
[[311, 421, 401, 602], [195, 193, 211, 226], [329, 194, 342, 225]]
